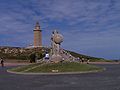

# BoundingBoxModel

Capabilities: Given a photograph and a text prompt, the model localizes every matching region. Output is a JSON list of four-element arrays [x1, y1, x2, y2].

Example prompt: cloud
[[0, 0, 120, 59]]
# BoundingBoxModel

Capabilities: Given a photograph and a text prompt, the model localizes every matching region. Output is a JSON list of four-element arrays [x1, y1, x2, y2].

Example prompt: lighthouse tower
[[33, 22, 42, 47]]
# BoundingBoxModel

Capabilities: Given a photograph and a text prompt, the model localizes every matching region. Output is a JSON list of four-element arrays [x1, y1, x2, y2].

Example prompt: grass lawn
[[9, 63, 42, 72], [9, 62, 104, 73]]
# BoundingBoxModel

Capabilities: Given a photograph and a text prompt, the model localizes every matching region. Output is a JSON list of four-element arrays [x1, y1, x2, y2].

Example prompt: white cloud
[[0, 0, 120, 59]]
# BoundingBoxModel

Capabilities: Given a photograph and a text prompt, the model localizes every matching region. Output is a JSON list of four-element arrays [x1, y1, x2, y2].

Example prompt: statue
[[51, 30, 63, 63]]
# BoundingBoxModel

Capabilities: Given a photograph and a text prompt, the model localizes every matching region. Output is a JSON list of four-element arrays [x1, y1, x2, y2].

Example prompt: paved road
[[0, 64, 120, 90]]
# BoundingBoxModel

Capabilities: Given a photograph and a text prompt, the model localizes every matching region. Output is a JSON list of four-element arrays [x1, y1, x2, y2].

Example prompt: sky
[[0, 0, 120, 60]]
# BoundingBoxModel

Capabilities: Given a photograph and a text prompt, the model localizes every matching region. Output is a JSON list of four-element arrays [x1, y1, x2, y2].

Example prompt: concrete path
[[3, 62, 30, 66], [0, 64, 120, 90]]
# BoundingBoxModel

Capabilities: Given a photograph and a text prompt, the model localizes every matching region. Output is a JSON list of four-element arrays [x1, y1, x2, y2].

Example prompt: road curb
[[7, 68, 105, 75]]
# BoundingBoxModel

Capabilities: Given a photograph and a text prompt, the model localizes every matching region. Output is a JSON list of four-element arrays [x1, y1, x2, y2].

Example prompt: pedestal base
[[51, 54, 62, 63]]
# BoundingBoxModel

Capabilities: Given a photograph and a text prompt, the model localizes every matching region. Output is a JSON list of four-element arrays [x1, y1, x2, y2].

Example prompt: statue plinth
[[51, 54, 62, 63]]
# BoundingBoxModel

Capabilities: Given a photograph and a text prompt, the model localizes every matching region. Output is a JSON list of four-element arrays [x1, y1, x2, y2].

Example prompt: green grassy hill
[[67, 50, 111, 62]]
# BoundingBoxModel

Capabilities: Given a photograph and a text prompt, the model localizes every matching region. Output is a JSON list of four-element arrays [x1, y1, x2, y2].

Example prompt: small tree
[[37, 52, 45, 59], [29, 53, 36, 63]]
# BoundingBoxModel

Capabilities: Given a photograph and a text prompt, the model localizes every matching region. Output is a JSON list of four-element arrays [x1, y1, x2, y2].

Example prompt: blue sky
[[0, 0, 120, 59]]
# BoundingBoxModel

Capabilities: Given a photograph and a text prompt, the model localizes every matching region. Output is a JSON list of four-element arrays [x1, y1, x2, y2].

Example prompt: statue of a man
[[51, 30, 58, 55], [51, 30, 63, 62]]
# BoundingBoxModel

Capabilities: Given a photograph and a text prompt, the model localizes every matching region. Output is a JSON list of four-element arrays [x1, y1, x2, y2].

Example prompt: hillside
[[0, 46, 48, 61], [0, 46, 109, 62], [67, 50, 109, 62]]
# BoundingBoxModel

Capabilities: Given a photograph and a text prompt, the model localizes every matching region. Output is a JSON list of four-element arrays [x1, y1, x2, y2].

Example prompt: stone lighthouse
[[33, 22, 42, 47]]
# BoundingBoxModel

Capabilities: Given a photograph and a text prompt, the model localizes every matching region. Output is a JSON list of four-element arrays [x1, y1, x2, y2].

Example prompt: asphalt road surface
[[0, 64, 120, 90]]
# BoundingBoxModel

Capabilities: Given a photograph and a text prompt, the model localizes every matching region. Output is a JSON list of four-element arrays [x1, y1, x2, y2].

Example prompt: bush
[[29, 53, 36, 63]]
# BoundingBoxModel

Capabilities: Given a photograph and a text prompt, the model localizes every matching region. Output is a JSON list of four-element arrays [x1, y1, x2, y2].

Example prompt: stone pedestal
[[51, 54, 62, 63]]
